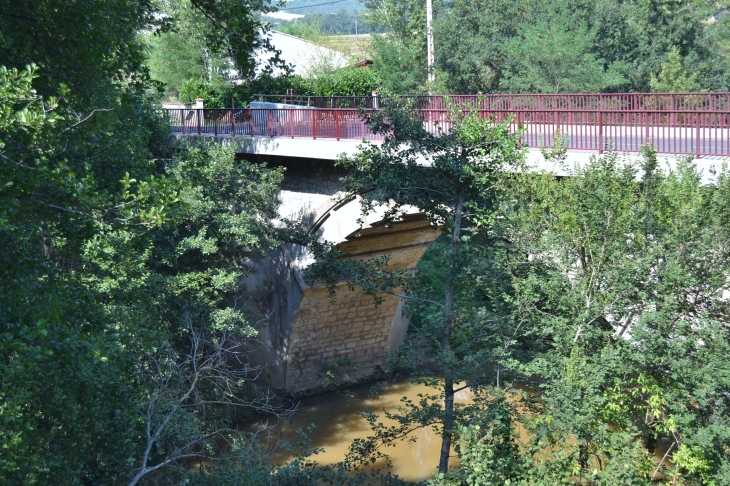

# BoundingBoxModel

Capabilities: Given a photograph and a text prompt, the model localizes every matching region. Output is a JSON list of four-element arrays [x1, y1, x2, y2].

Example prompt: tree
[[0, 0, 317, 481], [0, 0, 155, 107], [370, 37, 427, 94], [305, 97, 730, 483], [434, 0, 528, 93], [424, 147, 730, 484], [432, 0, 730, 93], [128, 314, 295, 486], [145, 29, 222, 98], [500, 14, 627, 93], [305, 101, 525, 474], [487, 148, 730, 483], [159, 0, 286, 80], [146, 0, 290, 97], [80, 141, 294, 483], [0, 63, 174, 485], [650, 47, 701, 92], [361, 0, 433, 93]]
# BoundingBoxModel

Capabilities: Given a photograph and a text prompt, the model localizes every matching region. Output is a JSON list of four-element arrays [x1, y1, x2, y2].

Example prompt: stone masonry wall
[[284, 285, 403, 392], [280, 215, 439, 393]]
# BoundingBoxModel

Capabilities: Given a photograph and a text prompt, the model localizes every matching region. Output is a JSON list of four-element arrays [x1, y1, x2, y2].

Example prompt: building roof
[[255, 30, 350, 76]]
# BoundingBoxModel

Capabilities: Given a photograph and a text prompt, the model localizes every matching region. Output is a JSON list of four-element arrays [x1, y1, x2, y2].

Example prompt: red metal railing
[[253, 92, 730, 112], [163, 107, 730, 157], [165, 108, 377, 141]]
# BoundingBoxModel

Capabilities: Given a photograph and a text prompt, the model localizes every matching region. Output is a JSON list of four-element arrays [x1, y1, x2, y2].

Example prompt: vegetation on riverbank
[[309, 100, 730, 484], [2, 0, 730, 484]]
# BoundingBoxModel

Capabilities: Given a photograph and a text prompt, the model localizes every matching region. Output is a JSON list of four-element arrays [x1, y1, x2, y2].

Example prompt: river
[[249, 378, 468, 482], [245, 378, 673, 483]]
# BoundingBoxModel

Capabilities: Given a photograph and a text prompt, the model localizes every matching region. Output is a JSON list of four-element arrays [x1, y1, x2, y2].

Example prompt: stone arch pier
[[239, 155, 441, 394]]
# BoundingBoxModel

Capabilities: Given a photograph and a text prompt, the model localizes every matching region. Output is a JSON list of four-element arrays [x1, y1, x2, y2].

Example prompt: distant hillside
[[280, 0, 363, 15]]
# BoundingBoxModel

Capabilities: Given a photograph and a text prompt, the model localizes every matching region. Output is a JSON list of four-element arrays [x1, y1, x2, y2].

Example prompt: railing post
[[645, 111, 650, 146], [598, 109, 604, 154], [268, 110, 273, 137], [182, 109, 187, 135], [312, 110, 317, 140], [214, 109, 218, 137], [335, 110, 340, 140], [290, 109, 294, 138], [195, 98, 204, 135], [696, 112, 701, 158], [568, 96, 573, 127], [249, 109, 254, 137], [599, 95, 605, 153]]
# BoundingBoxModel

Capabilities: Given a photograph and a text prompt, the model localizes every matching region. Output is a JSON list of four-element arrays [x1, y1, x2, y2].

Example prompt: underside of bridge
[[238, 154, 441, 394]]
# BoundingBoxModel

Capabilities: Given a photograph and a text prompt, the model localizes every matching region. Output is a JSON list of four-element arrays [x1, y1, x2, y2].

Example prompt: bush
[[179, 69, 381, 108], [309, 68, 381, 96]]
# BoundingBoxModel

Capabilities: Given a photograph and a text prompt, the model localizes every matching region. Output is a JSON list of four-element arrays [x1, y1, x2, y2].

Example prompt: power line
[[280, 0, 349, 10]]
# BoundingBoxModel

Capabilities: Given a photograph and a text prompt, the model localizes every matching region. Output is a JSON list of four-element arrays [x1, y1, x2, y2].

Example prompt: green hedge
[[179, 69, 381, 108]]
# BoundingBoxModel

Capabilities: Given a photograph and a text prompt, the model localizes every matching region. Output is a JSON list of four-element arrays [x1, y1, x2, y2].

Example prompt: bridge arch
[[241, 158, 440, 393]]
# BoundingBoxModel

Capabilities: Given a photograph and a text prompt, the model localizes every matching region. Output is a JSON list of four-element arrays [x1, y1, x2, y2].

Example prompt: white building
[[255, 30, 350, 77]]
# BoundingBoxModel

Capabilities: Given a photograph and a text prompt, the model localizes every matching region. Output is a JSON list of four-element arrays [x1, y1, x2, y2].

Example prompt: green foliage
[[176, 75, 308, 107], [325, 358, 358, 380], [366, 0, 730, 93], [145, 30, 219, 97], [501, 14, 627, 93], [278, 21, 328, 42], [0, 60, 173, 484], [370, 36, 427, 94], [276, 11, 372, 35], [650, 47, 702, 92], [0, 5, 297, 482], [362, 0, 433, 93], [164, 0, 284, 79], [477, 147, 730, 484], [0, 0, 155, 107], [179, 68, 381, 108], [307, 68, 381, 96], [145, 0, 290, 97], [430, 398, 524, 486]]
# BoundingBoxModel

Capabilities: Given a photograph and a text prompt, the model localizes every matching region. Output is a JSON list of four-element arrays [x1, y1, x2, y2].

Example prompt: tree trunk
[[438, 187, 465, 474]]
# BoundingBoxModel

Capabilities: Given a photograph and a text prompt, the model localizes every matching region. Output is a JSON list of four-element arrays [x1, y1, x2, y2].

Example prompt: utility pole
[[426, 0, 435, 84]]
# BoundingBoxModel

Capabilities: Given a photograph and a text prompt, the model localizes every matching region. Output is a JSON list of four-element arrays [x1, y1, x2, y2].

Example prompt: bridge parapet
[[253, 92, 730, 111], [165, 93, 730, 157]]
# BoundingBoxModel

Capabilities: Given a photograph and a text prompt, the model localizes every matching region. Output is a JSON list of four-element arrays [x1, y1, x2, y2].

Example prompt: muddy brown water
[[244, 378, 674, 483], [247, 379, 473, 482]]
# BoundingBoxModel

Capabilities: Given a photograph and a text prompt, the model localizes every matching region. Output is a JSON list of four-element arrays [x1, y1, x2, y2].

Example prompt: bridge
[[165, 92, 730, 158], [164, 93, 730, 394]]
